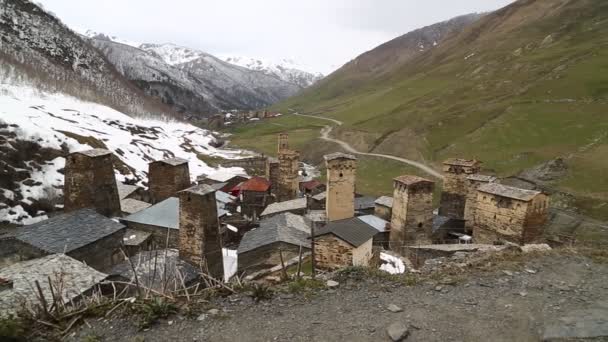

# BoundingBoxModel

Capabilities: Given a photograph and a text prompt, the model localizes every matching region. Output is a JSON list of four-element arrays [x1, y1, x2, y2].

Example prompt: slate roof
[[312, 191, 327, 201], [394, 175, 434, 185], [260, 197, 307, 217], [16, 209, 125, 254], [74, 148, 112, 158], [467, 174, 497, 183], [313, 217, 377, 247], [324, 152, 357, 161], [478, 183, 541, 202], [116, 182, 139, 200], [122, 229, 152, 246], [374, 196, 394, 208], [181, 184, 216, 196], [443, 158, 480, 167], [209, 182, 228, 191], [305, 210, 326, 223], [109, 249, 199, 291], [152, 157, 188, 166], [357, 215, 389, 232], [238, 213, 311, 254], [355, 196, 377, 210], [120, 198, 152, 215], [0, 254, 107, 315], [121, 197, 179, 229], [239, 176, 271, 192]]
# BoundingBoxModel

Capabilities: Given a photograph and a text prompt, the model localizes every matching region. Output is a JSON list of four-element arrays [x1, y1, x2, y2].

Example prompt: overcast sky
[[37, 0, 514, 74]]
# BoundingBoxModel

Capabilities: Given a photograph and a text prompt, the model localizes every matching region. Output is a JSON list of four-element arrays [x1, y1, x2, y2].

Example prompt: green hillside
[[228, 0, 608, 220]]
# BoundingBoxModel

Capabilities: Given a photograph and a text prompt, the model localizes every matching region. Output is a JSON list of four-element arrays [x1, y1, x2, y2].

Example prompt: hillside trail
[[291, 112, 444, 180]]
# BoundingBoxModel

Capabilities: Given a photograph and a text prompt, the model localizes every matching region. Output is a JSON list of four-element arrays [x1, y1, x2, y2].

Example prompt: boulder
[[387, 322, 409, 341]]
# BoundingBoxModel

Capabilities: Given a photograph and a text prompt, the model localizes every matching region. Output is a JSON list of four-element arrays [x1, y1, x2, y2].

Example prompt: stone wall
[[464, 178, 493, 232], [241, 190, 271, 219], [64, 151, 121, 217], [149, 161, 191, 204], [265, 159, 280, 196], [68, 229, 125, 272], [0, 237, 45, 268], [314, 234, 354, 269], [278, 133, 289, 152], [390, 179, 434, 253], [374, 204, 392, 221], [439, 163, 480, 219], [223, 156, 268, 176], [473, 192, 549, 245], [179, 187, 223, 279], [325, 158, 356, 221], [123, 221, 179, 249], [277, 150, 300, 202], [238, 241, 305, 273], [352, 239, 373, 267]]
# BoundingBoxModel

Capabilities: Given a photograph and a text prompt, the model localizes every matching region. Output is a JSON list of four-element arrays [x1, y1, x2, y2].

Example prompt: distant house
[[0, 254, 107, 316], [120, 197, 180, 248], [15, 209, 125, 271], [355, 196, 377, 216], [357, 215, 390, 248], [237, 213, 311, 273], [122, 229, 154, 256], [260, 197, 307, 218], [312, 217, 377, 269], [374, 196, 393, 221], [237, 176, 272, 218], [309, 191, 327, 210], [300, 179, 325, 196]]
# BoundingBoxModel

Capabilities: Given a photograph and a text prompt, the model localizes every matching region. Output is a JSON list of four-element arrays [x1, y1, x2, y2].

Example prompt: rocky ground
[[66, 252, 608, 342]]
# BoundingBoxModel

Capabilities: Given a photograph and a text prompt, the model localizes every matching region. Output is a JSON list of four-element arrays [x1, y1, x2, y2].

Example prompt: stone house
[[238, 176, 272, 218], [473, 183, 549, 245], [439, 158, 481, 220], [325, 153, 357, 222], [14, 209, 125, 271], [357, 215, 390, 248], [122, 229, 154, 256], [300, 179, 325, 196], [463, 174, 497, 233], [63, 149, 121, 217], [309, 191, 327, 210], [0, 229, 42, 268], [374, 196, 393, 221], [120, 197, 180, 249], [0, 254, 107, 316], [148, 158, 191, 203], [260, 197, 307, 218], [355, 196, 377, 216], [312, 217, 377, 269], [237, 213, 311, 273], [390, 175, 435, 253], [120, 198, 152, 216]]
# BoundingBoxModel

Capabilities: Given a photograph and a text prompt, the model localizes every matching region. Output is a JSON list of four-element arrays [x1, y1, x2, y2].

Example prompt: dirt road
[[293, 112, 444, 180]]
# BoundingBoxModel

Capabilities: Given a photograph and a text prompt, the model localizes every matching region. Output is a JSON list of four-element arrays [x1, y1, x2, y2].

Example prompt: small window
[[339, 172, 343, 178], [418, 223, 423, 228]]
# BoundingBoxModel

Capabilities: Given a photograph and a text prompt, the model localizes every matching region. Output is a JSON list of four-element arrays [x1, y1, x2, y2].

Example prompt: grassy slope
[[228, 0, 608, 219]]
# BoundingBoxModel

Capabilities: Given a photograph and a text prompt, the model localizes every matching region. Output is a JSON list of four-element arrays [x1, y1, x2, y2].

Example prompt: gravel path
[[68, 254, 608, 341]]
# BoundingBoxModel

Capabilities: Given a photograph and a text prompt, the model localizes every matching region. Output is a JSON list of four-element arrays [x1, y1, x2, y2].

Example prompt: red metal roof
[[238, 176, 271, 192], [301, 180, 323, 191]]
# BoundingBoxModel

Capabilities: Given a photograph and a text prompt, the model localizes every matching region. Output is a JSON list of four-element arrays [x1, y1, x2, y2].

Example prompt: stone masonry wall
[[464, 179, 492, 232], [439, 164, 480, 220], [352, 239, 373, 267], [64, 152, 121, 217], [473, 192, 532, 244], [374, 204, 392, 221], [523, 194, 549, 243], [149, 162, 191, 204], [277, 150, 299, 202], [390, 180, 434, 254], [179, 188, 223, 279], [68, 229, 125, 272], [238, 242, 304, 273], [266, 159, 280, 196], [123, 221, 179, 249], [315, 234, 354, 269], [325, 158, 356, 222], [1, 237, 45, 268]]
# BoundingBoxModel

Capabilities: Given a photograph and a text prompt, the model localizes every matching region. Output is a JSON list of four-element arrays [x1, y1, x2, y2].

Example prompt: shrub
[[0, 315, 26, 342]]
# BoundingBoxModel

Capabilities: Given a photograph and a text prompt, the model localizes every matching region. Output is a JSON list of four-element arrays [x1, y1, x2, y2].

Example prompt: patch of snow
[[222, 248, 238, 282], [464, 52, 476, 60], [379, 252, 406, 275]]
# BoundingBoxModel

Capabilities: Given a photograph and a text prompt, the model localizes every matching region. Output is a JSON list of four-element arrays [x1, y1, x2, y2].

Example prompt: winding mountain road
[[292, 112, 444, 180]]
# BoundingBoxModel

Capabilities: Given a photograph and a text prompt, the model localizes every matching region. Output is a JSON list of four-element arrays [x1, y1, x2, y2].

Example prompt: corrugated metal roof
[[16, 209, 125, 254], [357, 215, 389, 232], [239, 176, 271, 192], [121, 197, 179, 229], [374, 196, 393, 208], [261, 197, 307, 217], [313, 217, 377, 247], [238, 213, 311, 254], [478, 183, 541, 201]]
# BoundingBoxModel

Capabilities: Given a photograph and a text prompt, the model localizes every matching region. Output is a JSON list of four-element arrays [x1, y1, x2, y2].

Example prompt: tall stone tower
[[64, 149, 121, 217], [278, 132, 289, 153], [438, 158, 481, 220], [276, 134, 300, 201], [463, 174, 496, 233], [265, 157, 280, 196], [390, 175, 435, 251], [148, 158, 191, 203], [325, 153, 357, 222], [178, 184, 224, 279]]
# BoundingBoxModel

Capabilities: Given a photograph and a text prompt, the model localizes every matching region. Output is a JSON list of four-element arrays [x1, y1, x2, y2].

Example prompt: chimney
[[149, 158, 191, 203], [64, 149, 120, 217], [178, 184, 224, 279]]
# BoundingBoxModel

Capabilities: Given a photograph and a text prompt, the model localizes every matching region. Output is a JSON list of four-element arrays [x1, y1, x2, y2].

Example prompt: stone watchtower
[[463, 174, 496, 233], [64, 149, 120, 217], [276, 133, 300, 201], [178, 184, 224, 279], [148, 158, 191, 203], [324, 153, 357, 222], [389, 175, 435, 251], [265, 157, 280, 196], [438, 158, 481, 220]]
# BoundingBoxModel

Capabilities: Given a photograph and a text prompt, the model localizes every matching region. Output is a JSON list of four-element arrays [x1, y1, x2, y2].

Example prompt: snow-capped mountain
[[139, 43, 208, 66], [0, 83, 249, 225], [81, 29, 141, 48], [221, 56, 324, 88]]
